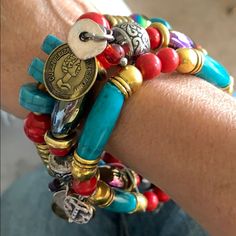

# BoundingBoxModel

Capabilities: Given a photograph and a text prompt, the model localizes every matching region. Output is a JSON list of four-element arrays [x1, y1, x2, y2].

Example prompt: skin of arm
[[1, 1, 236, 235]]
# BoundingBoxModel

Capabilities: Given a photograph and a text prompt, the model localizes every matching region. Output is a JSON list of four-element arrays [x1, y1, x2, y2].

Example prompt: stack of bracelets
[[19, 12, 234, 224]]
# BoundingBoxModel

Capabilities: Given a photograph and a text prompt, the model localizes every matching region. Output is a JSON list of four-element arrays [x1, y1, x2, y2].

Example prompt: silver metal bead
[[119, 57, 128, 67], [48, 154, 72, 178], [112, 22, 150, 61]]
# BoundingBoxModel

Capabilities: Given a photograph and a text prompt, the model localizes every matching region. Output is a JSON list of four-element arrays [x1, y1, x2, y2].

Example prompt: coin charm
[[52, 190, 68, 220], [64, 195, 94, 224], [44, 43, 98, 101]]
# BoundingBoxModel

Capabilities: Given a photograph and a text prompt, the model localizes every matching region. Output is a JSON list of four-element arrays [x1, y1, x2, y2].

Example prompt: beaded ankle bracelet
[[19, 12, 234, 224]]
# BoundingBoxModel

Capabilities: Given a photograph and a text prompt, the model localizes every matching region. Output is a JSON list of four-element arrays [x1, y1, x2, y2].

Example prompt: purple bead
[[169, 31, 196, 49], [48, 178, 62, 192]]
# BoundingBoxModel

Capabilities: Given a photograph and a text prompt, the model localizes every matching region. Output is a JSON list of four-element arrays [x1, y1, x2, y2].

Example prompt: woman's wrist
[[107, 73, 236, 235]]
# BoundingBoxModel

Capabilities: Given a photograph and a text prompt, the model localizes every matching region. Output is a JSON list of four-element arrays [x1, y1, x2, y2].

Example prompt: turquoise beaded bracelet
[[19, 12, 234, 224]]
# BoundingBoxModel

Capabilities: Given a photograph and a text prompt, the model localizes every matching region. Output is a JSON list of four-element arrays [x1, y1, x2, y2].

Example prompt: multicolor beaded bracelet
[[19, 12, 234, 224]]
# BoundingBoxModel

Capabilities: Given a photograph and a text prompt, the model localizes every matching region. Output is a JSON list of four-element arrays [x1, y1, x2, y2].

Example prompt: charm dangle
[[52, 189, 68, 220], [68, 19, 112, 60], [48, 154, 72, 179], [79, 29, 114, 42], [64, 195, 95, 224]]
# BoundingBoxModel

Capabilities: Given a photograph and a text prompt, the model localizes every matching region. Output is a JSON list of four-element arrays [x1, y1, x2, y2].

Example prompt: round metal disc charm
[[44, 43, 98, 101], [68, 19, 108, 60], [52, 190, 68, 220], [64, 195, 94, 224]]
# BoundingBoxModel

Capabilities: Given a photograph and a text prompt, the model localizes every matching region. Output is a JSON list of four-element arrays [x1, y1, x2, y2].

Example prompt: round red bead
[[146, 27, 161, 50], [49, 147, 71, 157], [24, 112, 51, 143], [72, 176, 97, 196], [78, 12, 110, 29], [153, 187, 170, 202], [135, 53, 162, 80], [143, 191, 159, 211], [156, 48, 179, 73]]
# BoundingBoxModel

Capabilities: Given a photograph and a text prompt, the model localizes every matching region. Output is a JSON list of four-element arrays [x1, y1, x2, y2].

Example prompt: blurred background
[[1, 0, 236, 192]]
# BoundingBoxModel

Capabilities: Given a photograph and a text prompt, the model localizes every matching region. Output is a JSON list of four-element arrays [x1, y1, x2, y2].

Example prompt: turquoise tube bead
[[106, 189, 137, 213], [150, 17, 172, 30], [19, 83, 55, 114], [196, 55, 230, 88], [28, 58, 44, 83], [77, 82, 125, 161], [41, 34, 63, 55]]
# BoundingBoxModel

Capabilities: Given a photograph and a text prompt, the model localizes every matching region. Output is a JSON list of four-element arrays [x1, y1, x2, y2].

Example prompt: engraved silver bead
[[112, 22, 150, 61]]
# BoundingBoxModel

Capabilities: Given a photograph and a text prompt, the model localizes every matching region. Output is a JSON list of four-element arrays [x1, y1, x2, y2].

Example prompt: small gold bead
[[71, 161, 98, 181], [119, 65, 143, 94], [71, 152, 100, 181], [222, 76, 234, 95], [114, 16, 123, 24], [35, 143, 50, 166], [44, 131, 77, 149], [196, 47, 208, 55], [176, 48, 204, 74], [104, 14, 118, 27], [125, 16, 134, 23], [130, 193, 147, 213], [119, 16, 129, 22], [73, 152, 100, 167], [89, 180, 114, 207], [110, 65, 143, 98], [150, 22, 170, 48]]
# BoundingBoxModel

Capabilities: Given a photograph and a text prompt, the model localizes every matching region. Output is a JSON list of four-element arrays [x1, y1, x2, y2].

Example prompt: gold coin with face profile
[[44, 43, 98, 101]]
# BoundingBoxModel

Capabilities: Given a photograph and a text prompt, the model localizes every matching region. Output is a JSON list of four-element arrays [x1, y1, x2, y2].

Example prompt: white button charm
[[68, 19, 113, 60]]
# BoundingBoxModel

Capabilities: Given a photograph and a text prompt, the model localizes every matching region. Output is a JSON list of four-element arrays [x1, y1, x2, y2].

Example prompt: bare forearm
[[107, 74, 236, 236]]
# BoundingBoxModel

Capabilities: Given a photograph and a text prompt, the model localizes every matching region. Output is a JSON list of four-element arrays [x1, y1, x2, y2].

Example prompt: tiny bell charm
[[112, 22, 150, 61]]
